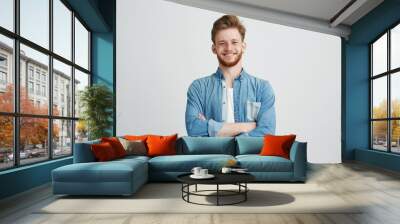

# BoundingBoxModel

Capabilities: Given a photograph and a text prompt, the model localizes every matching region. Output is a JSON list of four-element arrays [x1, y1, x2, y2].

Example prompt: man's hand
[[217, 122, 257, 137], [241, 122, 256, 132], [198, 113, 206, 121]]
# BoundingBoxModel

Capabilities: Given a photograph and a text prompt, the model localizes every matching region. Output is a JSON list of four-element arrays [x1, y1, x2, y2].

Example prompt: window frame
[[0, 0, 92, 171], [370, 20, 400, 154]]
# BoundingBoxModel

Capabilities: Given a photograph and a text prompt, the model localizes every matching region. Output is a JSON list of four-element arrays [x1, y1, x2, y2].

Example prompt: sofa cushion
[[91, 142, 118, 161], [260, 134, 296, 159], [53, 158, 147, 183], [147, 134, 178, 157], [118, 138, 148, 156], [179, 137, 235, 155], [148, 154, 235, 172], [235, 137, 263, 155], [101, 137, 127, 158], [236, 155, 293, 172]]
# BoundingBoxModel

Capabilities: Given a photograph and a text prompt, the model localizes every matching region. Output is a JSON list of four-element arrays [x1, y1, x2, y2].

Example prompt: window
[[53, 0, 72, 60], [0, 35, 13, 113], [0, 54, 7, 88], [35, 70, 40, 81], [0, 116, 13, 170], [53, 119, 72, 158], [0, 0, 13, 32], [29, 67, 34, 80], [74, 69, 89, 118], [0, 71, 6, 85], [53, 59, 71, 117], [28, 82, 34, 94], [0, 55, 7, 67], [42, 85, 46, 97], [75, 18, 89, 69], [20, 0, 49, 49], [371, 23, 400, 154], [36, 83, 40, 95], [0, 0, 91, 170]]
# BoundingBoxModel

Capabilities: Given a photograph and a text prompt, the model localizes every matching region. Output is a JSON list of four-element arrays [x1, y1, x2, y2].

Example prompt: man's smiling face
[[212, 28, 246, 67]]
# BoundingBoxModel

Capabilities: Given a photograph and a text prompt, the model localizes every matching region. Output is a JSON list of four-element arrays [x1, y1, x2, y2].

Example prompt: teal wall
[[91, 32, 115, 135], [0, 0, 115, 200], [343, 0, 400, 171], [92, 33, 114, 88], [0, 158, 72, 199], [91, 0, 115, 135]]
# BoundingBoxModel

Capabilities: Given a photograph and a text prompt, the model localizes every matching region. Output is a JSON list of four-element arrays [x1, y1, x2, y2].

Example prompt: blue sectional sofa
[[52, 137, 307, 196]]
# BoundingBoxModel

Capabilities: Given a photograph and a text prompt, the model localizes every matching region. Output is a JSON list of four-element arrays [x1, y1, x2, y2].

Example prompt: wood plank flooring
[[1, 162, 400, 224]]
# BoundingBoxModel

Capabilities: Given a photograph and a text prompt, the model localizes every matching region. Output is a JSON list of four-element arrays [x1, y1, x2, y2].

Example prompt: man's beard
[[217, 51, 243, 67]]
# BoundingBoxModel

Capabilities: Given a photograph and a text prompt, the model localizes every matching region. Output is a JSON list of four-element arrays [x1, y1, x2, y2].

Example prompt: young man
[[185, 15, 275, 137]]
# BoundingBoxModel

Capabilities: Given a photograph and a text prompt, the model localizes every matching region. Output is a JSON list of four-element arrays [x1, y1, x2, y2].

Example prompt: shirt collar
[[215, 67, 247, 81]]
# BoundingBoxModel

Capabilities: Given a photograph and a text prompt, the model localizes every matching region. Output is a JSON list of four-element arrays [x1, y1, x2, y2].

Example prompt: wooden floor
[[1, 162, 400, 224]]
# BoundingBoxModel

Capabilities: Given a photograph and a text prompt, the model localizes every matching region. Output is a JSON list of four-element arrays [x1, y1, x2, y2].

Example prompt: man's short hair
[[211, 15, 246, 43]]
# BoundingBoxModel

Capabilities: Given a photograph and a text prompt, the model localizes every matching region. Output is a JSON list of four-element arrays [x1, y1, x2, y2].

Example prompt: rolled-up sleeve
[[248, 81, 276, 137], [208, 119, 223, 137], [185, 81, 223, 137]]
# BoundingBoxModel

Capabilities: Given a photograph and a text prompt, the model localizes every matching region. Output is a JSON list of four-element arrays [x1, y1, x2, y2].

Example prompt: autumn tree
[[0, 84, 60, 152], [372, 99, 400, 143]]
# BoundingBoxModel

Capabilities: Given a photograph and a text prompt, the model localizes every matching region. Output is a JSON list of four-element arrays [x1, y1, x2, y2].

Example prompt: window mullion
[[370, 45, 373, 149], [71, 10, 76, 155], [388, 30, 391, 152], [49, 0, 54, 160], [13, 0, 20, 166]]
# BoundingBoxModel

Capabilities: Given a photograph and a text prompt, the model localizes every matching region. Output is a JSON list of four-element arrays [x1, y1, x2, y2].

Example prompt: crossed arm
[[197, 113, 256, 137]]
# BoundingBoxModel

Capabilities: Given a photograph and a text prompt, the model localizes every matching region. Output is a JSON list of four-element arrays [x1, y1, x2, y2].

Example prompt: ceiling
[[165, 0, 384, 38]]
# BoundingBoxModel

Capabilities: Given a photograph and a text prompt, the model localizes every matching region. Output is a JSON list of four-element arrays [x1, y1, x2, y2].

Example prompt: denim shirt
[[185, 68, 276, 137]]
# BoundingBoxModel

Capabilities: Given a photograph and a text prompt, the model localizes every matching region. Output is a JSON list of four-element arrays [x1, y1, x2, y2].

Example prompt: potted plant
[[79, 84, 113, 140]]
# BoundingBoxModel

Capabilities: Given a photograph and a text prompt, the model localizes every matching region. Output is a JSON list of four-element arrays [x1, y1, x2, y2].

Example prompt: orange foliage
[[0, 84, 60, 149]]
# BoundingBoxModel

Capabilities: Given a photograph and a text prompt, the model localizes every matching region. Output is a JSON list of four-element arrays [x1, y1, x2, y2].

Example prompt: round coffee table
[[177, 172, 255, 206]]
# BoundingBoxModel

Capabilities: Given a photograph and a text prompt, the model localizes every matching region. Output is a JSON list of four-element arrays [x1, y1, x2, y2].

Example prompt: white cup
[[200, 169, 208, 176], [221, 167, 232, 174], [191, 167, 202, 176]]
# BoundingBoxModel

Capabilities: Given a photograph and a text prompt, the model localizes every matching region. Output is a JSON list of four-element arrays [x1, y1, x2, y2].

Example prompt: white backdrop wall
[[116, 0, 341, 163]]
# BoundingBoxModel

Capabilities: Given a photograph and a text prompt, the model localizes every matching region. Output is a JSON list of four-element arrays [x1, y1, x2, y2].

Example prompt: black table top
[[177, 172, 255, 185]]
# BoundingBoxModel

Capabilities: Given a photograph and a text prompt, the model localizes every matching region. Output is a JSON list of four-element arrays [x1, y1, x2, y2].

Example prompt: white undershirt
[[226, 88, 235, 123]]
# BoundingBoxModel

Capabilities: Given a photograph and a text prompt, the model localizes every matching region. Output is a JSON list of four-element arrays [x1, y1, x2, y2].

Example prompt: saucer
[[190, 174, 215, 179]]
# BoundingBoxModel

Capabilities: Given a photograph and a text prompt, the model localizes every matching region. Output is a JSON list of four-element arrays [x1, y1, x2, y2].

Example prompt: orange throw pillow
[[91, 142, 117, 161], [260, 134, 296, 159], [101, 137, 127, 158], [146, 134, 178, 157]]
